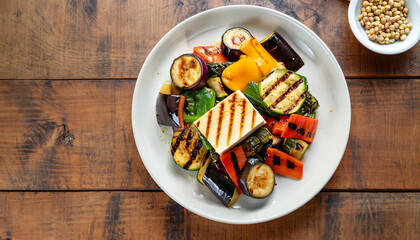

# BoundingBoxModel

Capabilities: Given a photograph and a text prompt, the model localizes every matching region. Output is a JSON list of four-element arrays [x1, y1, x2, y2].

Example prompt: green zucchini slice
[[282, 138, 309, 160], [171, 126, 208, 170], [258, 69, 307, 115]]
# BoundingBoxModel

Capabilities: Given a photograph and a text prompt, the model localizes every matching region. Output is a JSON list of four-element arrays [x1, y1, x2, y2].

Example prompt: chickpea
[[358, 0, 413, 44]]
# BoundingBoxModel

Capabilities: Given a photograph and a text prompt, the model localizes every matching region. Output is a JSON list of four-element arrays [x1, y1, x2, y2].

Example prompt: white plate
[[132, 5, 351, 224]]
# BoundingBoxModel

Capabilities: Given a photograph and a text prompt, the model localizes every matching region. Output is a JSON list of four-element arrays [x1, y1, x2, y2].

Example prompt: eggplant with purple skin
[[260, 31, 304, 71], [239, 157, 276, 198], [156, 93, 185, 129], [221, 27, 253, 62], [202, 164, 239, 207], [170, 54, 208, 91]]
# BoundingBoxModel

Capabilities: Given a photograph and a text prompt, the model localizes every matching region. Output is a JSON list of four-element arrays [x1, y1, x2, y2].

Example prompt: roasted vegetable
[[209, 149, 225, 173], [258, 135, 283, 157], [281, 114, 318, 143], [207, 77, 228, 99], [156, 93, 186, 129], [193, 46, 228, 63], [259, 69, 307, 115], [240, 37, 278, 75], [244, 82, 278, 116], [159, 83, 172, 95], [272, 115, 290, 135], [260, 31, 304, 71], [197, 154, 211, 185], [239, 158, 275, 198], [242, 136, 262, 157], [295, 92, 319, 118], [253, 127, 273, 144], [265, 147, 303, 180], [183, 87, 216, 123], [242, 127, 273, 156], [202, 164, 239, 207], [221, 27, 253, 62], [282, 138, 309, 160], [220, 145, 248, 193], [170, 54, 208, 90], [207, 62, 232, 78], [221, 56, 263, 91], [171, 126, 208, 170], [197, 129, 213, 150]]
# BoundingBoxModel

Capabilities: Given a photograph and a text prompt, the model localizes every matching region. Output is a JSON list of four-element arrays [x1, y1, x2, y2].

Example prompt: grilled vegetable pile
[[155, 27, 320, 208]]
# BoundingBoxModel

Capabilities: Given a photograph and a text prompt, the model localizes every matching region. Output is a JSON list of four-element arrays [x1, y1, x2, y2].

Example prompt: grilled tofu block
[[194, 90, 266, 155]]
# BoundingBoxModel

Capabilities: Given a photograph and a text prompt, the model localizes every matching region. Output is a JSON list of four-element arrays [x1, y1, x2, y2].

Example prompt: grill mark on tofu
[[227, 93, 237, 147], [284, 92, 307, 114], [183, 140, 203, 170], [215, 102, 225, 148], [251, 108, 256, 129], [171, 128, 189, 153], [239, 98, 246, 137], [262, 71, 292, 99], [204, 110, 212, 139], [269, 78, 304, 110]]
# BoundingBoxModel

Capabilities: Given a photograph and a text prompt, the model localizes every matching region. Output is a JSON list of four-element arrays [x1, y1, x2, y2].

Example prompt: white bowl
[[348, 0, 420, 54]]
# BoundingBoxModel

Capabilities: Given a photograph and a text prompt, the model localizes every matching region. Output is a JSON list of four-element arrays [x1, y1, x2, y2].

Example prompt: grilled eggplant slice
[[156, 93, 186, 129], [221, 27, 253, 62], [239, 158, 275, 198], [170, 54, 208, 90], [259, 69, 307, 115], [202, 164, 239, 207], [260, 31, 304, 71], [171, 126, 208, 170], [197, 154, 211, 185], [282, 138, 309, 160]]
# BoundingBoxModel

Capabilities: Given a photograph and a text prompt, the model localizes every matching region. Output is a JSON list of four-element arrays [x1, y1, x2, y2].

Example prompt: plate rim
[[132, 5, 351, 224]]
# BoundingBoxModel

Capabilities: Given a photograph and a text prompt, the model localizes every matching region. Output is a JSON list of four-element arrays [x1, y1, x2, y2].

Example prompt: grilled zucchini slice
[[171, 126, 208, 170], [259, 69, 307, 115], [282, 138, 309, 160]]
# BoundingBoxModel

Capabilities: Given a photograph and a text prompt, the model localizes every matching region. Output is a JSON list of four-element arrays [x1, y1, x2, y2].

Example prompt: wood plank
[[0, 191, 418, 239], [0, 0, 418, 80], [325, 78, 420, 190], [0, 79, 418, 190], [0, 80, 157, 190]]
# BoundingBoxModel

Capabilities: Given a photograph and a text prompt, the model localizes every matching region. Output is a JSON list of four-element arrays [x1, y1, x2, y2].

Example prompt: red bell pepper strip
[[280, 114, 318, 143], [193, 46, 228, 63], [220, 145, 247, 193], [263, 116, 278, 131], [265, 147, 303, 180], [271, 115, 289, 135], [172, 95, 186, 132]]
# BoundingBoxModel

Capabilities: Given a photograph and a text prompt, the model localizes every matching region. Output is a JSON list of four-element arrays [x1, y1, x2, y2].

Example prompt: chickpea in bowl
[[348, 0, 420, 54]]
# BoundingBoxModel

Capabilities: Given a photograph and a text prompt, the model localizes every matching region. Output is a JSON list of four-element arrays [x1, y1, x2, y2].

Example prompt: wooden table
[[0, 0, 419, 239]]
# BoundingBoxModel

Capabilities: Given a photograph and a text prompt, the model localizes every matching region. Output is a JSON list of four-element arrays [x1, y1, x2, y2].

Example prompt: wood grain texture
[[0, 0, 419, 80], [0, 192, 418, 240], [0, 80, 157, 190], [0, 79, 418, 190]]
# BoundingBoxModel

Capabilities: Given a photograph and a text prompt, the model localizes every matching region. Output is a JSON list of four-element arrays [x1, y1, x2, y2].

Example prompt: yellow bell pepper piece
[[221, 56, 263, 92], [240, 37, 278, 75]]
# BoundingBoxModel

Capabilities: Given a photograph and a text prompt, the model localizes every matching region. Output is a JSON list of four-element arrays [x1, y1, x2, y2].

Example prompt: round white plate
[[132, 5, 351, 224]]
